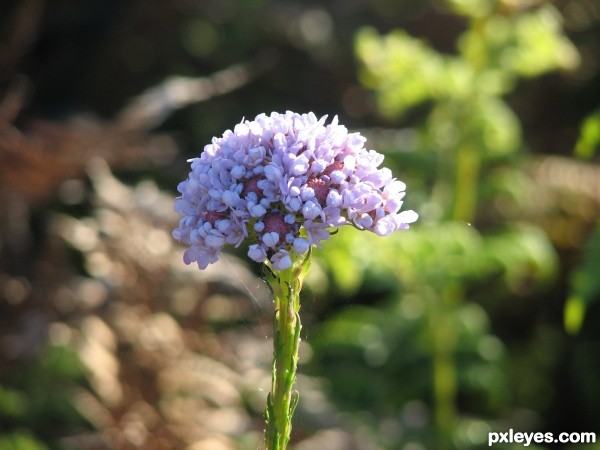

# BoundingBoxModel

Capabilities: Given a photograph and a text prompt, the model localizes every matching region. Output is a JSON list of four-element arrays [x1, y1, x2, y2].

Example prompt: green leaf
[[575, 110, 600, 160], [565, 225, 600, 333], [0, 432, 49, 450], [483, 224, 558, 292], [355, 28, 443, 117], [0, 387, 28, 419], [444, 0, 494, 17], [564, 295, 586, 335]]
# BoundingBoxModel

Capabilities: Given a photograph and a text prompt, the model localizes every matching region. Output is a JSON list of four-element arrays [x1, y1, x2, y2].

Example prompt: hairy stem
[[263, 251, 311, 450]]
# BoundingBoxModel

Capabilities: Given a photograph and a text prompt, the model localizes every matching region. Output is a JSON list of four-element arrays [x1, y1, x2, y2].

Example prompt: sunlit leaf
[[511, 5, 580, 76], [0, 432, 49, 450], [565, 226, 600, 333], [444, 0, 494, 17], [355, 28, 443, 117], [574, 110, 600, 160], [564, 295, 586, 335], [483, 224, 558, 292]]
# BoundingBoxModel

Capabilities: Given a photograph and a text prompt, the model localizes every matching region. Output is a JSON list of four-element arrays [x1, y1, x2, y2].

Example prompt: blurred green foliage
[[564, 223, 600, 335], [307, 1, 596, 449], [575, 109, 600, 160], [0, 344, 89, 449], [565, 110, 600, 330], [0, 432, 49, 450]]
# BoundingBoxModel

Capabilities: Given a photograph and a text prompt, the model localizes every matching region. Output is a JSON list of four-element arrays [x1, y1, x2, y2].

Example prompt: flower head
[[173, 111, 418, 270]]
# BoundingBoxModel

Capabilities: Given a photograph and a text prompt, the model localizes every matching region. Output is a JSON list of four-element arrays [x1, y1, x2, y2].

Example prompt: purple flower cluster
[[173, 111, 417, 270]]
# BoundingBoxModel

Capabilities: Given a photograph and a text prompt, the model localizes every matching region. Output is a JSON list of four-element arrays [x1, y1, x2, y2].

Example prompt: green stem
[[430, 284, 460, 450], [432, 310, 457, 450], [263, 251, 311, 450], [452, 142, 480, 223]]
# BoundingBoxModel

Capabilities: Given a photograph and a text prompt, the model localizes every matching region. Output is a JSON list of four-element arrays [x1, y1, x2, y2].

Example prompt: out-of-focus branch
[[116, 49, 280, 132], [0, 0, 45, 81], [0, 76, 29, 124], [0, 47, 279, 205]]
